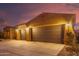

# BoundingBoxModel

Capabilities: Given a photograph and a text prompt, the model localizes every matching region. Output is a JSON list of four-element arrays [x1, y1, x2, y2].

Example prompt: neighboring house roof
[[3, 26, 15, 31]]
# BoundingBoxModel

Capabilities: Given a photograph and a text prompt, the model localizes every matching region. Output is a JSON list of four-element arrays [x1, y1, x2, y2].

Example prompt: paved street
[[0, 40, 65, 56]]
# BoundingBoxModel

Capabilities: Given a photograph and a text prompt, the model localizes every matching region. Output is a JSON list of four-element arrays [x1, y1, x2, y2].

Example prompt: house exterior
[[15, 13, 76, 44], [3, 26, 16, 39], [15, 24, 28, 40]]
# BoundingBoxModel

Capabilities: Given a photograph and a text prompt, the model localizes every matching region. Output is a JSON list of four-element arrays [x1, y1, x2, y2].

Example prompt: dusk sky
[[0, 3, 79, 30]]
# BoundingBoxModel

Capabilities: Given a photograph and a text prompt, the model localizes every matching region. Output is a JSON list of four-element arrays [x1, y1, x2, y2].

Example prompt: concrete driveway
[[0, 40, 65, 56]]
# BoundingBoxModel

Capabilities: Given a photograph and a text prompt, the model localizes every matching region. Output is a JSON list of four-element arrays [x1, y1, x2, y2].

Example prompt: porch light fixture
[[66, 23, 72, 32], [66, 23, 71, 27], [16, 29, 18, 32], [25, 28, 29, 31], [25, 26, 33, 31]]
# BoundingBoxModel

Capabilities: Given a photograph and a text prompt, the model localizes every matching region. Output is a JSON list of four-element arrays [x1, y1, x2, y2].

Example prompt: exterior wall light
[[25, 26, 33, 31], [25, 28, 29, 31], [66, 23, 72, 32], [16, 29, 19, 32], [29, 26, 32, 28], [66, 23, 71, 27]]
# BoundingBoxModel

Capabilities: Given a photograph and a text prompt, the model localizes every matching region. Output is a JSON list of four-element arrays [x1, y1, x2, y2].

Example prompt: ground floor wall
[[15, 23, 75, 44], [15, 17, 76, 45], [4, 29, 16, 39]]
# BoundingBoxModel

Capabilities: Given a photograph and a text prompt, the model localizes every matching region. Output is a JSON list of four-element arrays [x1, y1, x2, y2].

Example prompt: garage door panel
[[32, 25, 64, 43]]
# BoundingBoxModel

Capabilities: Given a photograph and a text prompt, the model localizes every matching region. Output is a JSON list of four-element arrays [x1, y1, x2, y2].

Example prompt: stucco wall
[[16, 13, 76, 44]]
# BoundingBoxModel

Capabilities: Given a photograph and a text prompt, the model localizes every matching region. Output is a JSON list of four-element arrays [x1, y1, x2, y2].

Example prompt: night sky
[[0, 3, 79, 30]]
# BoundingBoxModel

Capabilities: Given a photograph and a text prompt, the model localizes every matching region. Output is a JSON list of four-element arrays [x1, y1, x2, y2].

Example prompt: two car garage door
[[32, 25, 64, 44]]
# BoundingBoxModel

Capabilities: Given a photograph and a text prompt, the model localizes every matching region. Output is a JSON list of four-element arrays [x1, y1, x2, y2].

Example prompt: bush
[[66, 32, 78, 55]]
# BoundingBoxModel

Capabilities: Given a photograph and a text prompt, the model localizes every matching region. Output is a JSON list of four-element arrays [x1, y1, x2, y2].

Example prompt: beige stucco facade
[[15, 13, 76, 44], [3, 26, 16, 39]]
